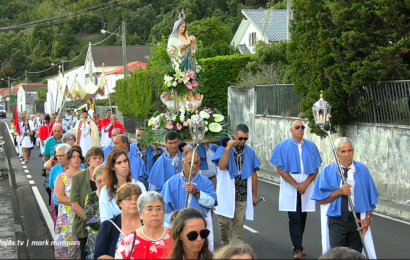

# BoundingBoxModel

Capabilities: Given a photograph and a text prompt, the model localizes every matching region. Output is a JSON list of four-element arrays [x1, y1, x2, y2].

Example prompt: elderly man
[[99, 110, 112, 148], [73, 109, 100, 156], [148, 131, 183, 193], [311, 137, 378, 258], [161, 148, 217, 251], [43, 123, 64, 161], [213, 124, 260, 246], [270, 120, 322, 259], [102, 128, 123, 160], [111, 134, 146, 182]]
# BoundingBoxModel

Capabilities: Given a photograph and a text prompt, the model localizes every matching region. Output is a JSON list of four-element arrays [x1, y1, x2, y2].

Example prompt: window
[[248, 32, 256, 46]]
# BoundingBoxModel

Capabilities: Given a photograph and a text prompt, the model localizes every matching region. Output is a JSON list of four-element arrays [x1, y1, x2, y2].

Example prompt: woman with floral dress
[[54, 146, 83, 259]]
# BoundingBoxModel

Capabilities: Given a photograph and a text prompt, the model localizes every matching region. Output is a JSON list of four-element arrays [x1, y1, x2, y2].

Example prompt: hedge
[[115, 54, 255, 117]]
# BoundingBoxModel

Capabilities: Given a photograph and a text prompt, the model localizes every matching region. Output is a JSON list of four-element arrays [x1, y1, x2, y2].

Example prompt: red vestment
[[38, 124, 54, 140]]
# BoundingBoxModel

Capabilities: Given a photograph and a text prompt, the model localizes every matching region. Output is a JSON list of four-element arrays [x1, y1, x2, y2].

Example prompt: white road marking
[[24, 170, 29, 173], [244, 225, 259, 233], [31, 186, 55, 239], [22, 165, 27, 168], [29, 180, 35, 185], [26, 175, 32, 178], [373, 212, 410, 225]]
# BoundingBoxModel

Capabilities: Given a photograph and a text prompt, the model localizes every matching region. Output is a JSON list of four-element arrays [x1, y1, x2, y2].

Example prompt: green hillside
[[0, 0, 279, 87]]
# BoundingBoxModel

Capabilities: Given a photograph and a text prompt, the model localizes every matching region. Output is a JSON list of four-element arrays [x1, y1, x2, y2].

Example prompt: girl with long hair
[[99, 149, 146, 222]]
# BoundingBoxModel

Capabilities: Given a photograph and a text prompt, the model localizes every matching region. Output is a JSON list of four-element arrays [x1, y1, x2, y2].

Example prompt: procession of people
[[10, 9, 380, 260]]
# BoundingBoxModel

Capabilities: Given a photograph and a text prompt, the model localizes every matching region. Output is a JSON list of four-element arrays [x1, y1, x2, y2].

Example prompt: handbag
[[41, 168, 47, 177]]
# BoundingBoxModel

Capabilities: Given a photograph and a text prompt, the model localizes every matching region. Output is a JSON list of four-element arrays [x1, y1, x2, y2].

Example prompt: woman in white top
[[20, 119, 33, 163], [99, 149, 146, 222]]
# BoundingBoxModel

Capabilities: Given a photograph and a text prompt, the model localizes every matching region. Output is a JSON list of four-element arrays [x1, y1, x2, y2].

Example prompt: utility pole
[[61, 60, 64, 77], [25, 69, 28, 113], [122, 21, 128, 78], [8, 77, 11, 113], [287, 0, 292, 42]]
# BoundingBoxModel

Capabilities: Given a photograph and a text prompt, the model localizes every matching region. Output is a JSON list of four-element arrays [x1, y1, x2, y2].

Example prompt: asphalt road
[[2, 116, 410, 259]]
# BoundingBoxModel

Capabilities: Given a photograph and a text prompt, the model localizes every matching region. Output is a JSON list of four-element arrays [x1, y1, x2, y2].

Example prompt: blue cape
[[130, 142, 164, 177], [310, 161, 379, 216], [128, 152, 146, 183], [270, 138, 322, 174], [209, 144, 218, 153], [212, 144, 260, 180], [102, 144, 113, 161], [147, 151, 183, 192], [161, 172, 217, 217]]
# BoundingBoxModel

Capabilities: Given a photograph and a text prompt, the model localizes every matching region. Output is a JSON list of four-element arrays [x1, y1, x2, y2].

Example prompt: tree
[[287, 0, 410, 136], [188, 17, 237, 59]]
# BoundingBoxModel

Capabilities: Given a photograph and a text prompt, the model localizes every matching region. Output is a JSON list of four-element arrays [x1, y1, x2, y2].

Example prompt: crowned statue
[[167, 9, 197, 74], [162, 9, 203, 113]]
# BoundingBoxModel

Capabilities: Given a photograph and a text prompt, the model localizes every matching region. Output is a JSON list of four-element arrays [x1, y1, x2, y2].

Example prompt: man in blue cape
[[311, 137, 378, 259], [110, 134, 146, 182], [130, 129, 163, 182], [102, 128, 123, 160], [212, 124, 260, 245], [270, 120, 322, 259], [161, 148, 217, 251], [148, 131, 183, 192], [182, 142, 218, 190]]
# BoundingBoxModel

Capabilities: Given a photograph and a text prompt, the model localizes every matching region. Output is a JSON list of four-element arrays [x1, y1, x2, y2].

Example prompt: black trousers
[[78, 237, 88, 260], [45, 188, 51, 206], [328, 213, 362, 253], [288, 192, 307, 252]]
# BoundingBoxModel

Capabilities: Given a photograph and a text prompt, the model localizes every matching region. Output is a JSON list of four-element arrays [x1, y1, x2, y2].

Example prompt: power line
[[91, 26, 121, 45], [49, 0, 111, 26], [0, 0, 134, 30]]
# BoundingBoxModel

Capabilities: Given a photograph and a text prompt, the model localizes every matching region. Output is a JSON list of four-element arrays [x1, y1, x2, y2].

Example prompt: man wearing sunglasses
[[270, 120, 322, 259], [161, 148, 217, 251], [213, 124, 261, 246]]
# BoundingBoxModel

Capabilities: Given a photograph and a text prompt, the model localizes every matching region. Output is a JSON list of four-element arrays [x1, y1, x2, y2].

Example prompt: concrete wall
[[228, 86, 410, 207], [228, 87, 255, 140]]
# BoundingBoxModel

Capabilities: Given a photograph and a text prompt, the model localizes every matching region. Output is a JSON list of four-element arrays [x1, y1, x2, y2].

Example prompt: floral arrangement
[[163, 49, 202, 94], [142, 107, 232, 145]]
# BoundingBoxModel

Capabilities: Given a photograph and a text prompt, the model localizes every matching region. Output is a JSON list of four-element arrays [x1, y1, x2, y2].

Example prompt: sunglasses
[[294, 125, 305, 130], [238, 137, 249, 141], [181, 229, 210, 241]]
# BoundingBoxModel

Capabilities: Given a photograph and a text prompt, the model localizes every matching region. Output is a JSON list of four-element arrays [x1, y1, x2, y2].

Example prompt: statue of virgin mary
[[167, 9, 197, 75]]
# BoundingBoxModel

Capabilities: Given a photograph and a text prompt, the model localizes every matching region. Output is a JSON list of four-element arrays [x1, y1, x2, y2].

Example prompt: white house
[[15, 83, 46, 114], [45, 66, 87, 114], [96, 61, 147, 99], [231, 9, 291, 54]]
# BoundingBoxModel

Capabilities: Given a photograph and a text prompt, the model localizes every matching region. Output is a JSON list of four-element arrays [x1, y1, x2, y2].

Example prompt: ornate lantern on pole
[[312, 91, 369, 259], [184, 111, 205, 207]]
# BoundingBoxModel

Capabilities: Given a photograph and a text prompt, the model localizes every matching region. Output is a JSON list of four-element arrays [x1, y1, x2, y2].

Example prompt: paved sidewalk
[[0, 149, 18, 259]]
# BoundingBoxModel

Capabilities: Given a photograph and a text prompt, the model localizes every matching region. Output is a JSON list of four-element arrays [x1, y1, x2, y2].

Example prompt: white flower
[[205, 121, 208, 125], [213, 114, 224, 122], [172, 81, 178, 87], [199, 111, 210, 119], [209, 122, 222, 132]]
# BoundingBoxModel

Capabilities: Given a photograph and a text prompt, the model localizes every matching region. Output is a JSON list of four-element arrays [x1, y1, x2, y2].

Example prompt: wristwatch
[[194, 189, 200, 195], [366, 215, 372, 221]]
